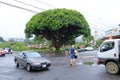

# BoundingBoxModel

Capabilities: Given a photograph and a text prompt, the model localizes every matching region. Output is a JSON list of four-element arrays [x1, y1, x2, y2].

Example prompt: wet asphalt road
[[0, 51, 120, 80]]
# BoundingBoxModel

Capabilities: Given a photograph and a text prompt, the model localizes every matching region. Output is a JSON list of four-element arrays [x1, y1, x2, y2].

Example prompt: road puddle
[[76, 61, 98, 66], [83, 62, 94, 65]]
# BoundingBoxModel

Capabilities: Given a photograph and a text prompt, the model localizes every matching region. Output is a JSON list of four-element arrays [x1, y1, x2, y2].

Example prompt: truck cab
[[97, 39, 120, 74]]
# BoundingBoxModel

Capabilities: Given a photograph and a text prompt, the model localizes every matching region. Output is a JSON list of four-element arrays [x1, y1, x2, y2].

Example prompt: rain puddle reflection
[[76, 61, 98, 66]]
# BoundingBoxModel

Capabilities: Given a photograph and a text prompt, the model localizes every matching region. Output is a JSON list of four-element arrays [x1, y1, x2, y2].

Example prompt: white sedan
[[85, 47, 94, 51]]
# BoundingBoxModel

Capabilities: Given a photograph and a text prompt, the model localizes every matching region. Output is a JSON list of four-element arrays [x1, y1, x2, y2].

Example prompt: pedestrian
[[8, 48, 12, 54], [69, 45, 76, 66]]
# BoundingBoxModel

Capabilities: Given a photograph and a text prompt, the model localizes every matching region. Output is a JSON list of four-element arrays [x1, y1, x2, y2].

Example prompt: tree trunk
[[54, 45, 60, 52], [52, 41, 60, 52]]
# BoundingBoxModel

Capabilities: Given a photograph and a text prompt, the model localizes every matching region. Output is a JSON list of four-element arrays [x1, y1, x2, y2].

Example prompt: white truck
[[97, 39, 120, 74]]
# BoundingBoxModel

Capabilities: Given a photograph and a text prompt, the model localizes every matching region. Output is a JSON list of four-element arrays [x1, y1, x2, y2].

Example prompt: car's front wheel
[[105, 61, 119, 74], [15, 60, 19, 68], [26, 64, 32, 72]]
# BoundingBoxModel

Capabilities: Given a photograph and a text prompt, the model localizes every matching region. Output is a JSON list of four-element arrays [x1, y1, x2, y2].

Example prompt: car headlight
[[32, 63, 41, 65]]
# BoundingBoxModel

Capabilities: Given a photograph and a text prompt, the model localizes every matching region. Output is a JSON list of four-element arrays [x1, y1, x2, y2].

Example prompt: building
[[94, 31, 98, 45], [102, 27, 120, 40], [94, 31, 98, 41]]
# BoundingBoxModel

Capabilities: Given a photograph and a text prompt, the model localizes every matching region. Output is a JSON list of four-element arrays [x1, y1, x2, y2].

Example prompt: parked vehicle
[[14, 51, 51, 71], [85, 47, 94, 51], [4, 48, 12, 54], [0, 48, 5, 57], [97, 39, 120, 74], [4, 48, 9, 54], [77, 48, 86, 52]]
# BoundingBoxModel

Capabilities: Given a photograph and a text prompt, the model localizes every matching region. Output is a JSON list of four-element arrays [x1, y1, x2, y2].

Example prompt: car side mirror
[[100, 49, 103, 52], [100, 48, 106, 52]]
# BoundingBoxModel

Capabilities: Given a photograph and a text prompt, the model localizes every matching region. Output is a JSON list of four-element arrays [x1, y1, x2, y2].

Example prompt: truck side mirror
[[100, 46, 106, 52]]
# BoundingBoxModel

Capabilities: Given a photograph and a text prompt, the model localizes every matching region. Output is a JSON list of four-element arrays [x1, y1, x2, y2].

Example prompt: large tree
[[25, 8, 90, 51]]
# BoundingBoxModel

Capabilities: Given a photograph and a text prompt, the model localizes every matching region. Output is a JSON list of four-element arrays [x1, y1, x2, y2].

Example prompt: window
[[25, 52, 41, 58], [100, 41, 114, 52], [19, 52, 26, 58]]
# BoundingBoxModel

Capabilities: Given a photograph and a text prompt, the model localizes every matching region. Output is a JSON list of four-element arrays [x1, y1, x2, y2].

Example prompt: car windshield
[[26, 52, 41, 58]]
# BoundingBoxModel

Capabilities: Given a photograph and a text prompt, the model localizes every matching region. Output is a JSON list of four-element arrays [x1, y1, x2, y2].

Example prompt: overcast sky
[[0, 0, 120, 40]]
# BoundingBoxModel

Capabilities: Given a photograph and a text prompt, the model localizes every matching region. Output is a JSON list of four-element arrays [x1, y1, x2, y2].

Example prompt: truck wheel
[[26, 64, 32, 72], [105, 61, 119, 74], [15, 60, 19, 68]]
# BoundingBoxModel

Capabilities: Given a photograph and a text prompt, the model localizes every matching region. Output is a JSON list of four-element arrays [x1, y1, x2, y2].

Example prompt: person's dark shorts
[[70, 54, 75, 59]]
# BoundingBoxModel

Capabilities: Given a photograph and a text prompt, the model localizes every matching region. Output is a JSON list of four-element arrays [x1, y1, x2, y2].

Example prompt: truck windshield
[[100, 41, 114, 52]]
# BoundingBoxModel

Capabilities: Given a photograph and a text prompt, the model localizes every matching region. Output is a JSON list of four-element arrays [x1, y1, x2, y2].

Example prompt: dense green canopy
[[25, 8, 91, 51], [0, 37, 4, 42]]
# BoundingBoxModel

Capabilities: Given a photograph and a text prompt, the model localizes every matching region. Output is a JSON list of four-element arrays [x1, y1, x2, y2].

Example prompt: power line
[[87, 19, 112, 28], [89, 22, 109, 30], [87, 20, 113, 31], [14, 0, 45, 10], [0, 0, 111, 32], [33, 0, 55, 8], [84, 15, 115, 31], [0, 1, 38, 13], [85, 17, 116, 30], [89, 23, 106, 31], [88, 21, 114, 31]]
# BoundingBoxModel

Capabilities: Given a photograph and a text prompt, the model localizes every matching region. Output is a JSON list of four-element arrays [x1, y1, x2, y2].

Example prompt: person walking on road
[[8, 48, 12, 54], [69, 45, 76, 66]]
